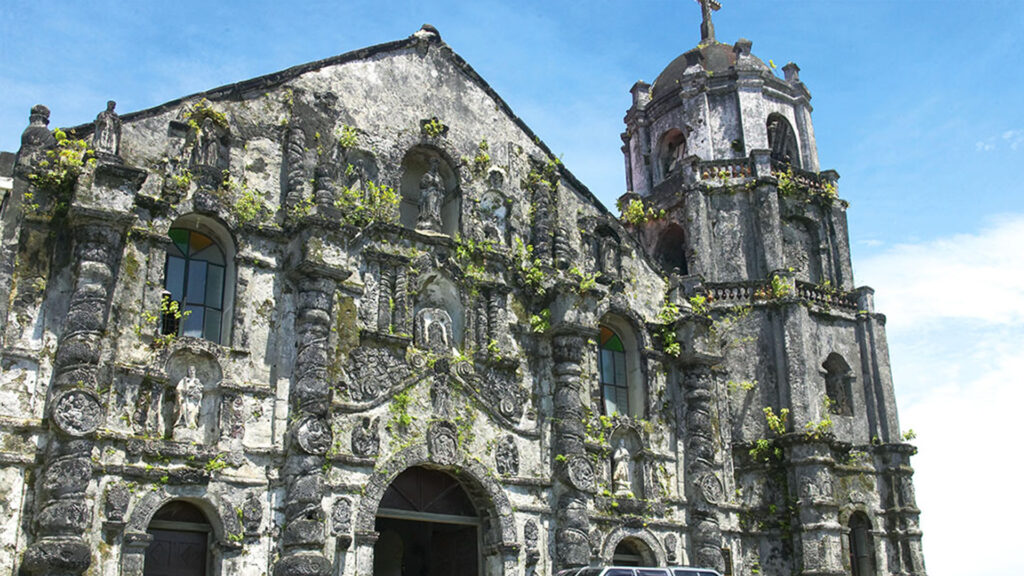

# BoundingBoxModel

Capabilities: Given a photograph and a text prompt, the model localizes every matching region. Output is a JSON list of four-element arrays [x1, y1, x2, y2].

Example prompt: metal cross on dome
[[695, 0, 722, 43]]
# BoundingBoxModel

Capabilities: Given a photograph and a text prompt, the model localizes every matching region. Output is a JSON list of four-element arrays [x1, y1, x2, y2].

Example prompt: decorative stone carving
[[93, 100, 121, 158], [415, 307, 453, 354], [173, 365, 203, 433], [479, 188, 508, 244], [428, 421, 458, 465], [51, 389, 103, 437], [699, 472, 724, 504], [555, 526, 590, 567], [430, 374, 454, 418], [351, 416, 380, 457], [664, 533, 678, 564], [598, 232, 621, 280], [242, 492, 263, 535], [524, 519, 540, 563], [220, 393, 245, 440], [346, 346, 411, 402], [495, 435, 519, 477], [332, 497, 352, 535], [104, 483, 130, 522], [417, 157, 445, 232], [191, 115, 227, 169], [295, 415, 332, 455], [612, 440, 634, 497], [566, 455, 596, 493]]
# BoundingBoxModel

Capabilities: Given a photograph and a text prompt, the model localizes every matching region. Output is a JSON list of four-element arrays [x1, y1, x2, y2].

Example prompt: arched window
[[767, 113, 800, 167], [848, 512, 875, 576], [657, 129, 687, 181], [162, 217, 234, 345], [655, 224, 689, 275], [823, 353, 853, 416], [598, 318, 644, 418]]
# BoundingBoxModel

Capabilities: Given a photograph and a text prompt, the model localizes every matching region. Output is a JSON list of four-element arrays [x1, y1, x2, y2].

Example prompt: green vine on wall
[[26, 128, 95, 216]]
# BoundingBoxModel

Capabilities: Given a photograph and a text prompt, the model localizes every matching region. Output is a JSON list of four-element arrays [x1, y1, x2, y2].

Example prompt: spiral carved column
[[21, 222, 126, 576], [683, 366, 726, 572], [274, 273, 335, 576], [551, 332, 592, 570]]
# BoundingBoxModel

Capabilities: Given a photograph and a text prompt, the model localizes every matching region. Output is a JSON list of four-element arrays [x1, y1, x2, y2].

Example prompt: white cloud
[[857, 216, 1024, 576]]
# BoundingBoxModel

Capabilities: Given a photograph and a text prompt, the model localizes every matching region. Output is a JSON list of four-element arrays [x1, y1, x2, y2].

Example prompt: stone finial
[[414, 23, 441, 42], [733, 38, 753, 57], [21, 104, 55, 150], [783, 62, 800, 83]]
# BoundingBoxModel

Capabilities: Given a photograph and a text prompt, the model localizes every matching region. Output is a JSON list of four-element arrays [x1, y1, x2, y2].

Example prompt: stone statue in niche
[[417, 157, 445, 233], [351, 416, 380, 457], [431, 376, 454, 418], [612, 439, 634, 497], [174, 366, 203, 433], [479, 188, 507, 244], [415, 307, 454, 355], [192, 116, 225, 168], [92, 100, 121, 158], [599, 234, 620, 279], [428, 421, 458, 465]]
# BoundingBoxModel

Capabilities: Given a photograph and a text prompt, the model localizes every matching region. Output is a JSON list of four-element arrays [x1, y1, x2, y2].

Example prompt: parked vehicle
[[554, 567, 723, 576]]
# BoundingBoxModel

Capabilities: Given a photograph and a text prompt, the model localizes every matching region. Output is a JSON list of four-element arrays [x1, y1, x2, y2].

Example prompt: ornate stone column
[[786, 439, 844, 576], [274, 272, 335, 576], [879, 444, 926, 576], [21, 220, 128, 575], [682, 366, 726, 572], [551, 331, 593, 570]]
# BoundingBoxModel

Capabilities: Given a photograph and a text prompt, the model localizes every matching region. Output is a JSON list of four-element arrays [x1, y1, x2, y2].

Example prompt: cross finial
[[695, 0, 722, 44]]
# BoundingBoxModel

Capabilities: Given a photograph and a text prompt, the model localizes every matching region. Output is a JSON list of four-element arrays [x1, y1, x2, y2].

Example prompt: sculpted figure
[[416, 158, 444, 232], [175, 366, 203, 430], [612, 439, 633, 497], [93, 100, 121, 157]]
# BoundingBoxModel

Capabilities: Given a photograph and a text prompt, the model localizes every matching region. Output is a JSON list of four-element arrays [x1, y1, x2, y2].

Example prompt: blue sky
[[2, 1, 1022, 574]]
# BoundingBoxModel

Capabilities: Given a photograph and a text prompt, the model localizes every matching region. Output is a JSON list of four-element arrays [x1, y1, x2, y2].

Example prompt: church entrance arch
[[374, 466, 481, 576], [143, 500, 212, 576]]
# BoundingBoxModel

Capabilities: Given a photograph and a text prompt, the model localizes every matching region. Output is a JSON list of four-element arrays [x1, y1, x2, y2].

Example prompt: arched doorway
[[374, 466, 481, 576], [612, 536, 656, 566], [143, 500, 212, 576]]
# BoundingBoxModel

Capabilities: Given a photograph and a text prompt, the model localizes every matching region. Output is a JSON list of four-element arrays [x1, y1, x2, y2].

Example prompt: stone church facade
[[0, 14, 925, 576]]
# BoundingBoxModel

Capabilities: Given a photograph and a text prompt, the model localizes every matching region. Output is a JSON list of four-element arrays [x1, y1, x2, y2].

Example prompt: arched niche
[[767, 113, 800, 167], [657, 128, 688, 182], [163, 213, 237, 346], [654, 223, 689, 276], [414, 272, 464, 353], [608, 426, 645, 499], [399, 147, 460, 237], [478, 187, 509, 245], [164, 345, 224, 444], [822, 353, 853, 416], [597, 314, 646, 418]]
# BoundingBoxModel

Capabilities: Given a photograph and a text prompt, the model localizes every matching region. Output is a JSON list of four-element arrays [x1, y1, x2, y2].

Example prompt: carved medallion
[[52, 389, 103, 437], [104, 483, 130, 522], [351, 417, 380, 457], [428, 421, 458, 465], [295, 416, 332, 455], [566, 455, 596, 493], [495, 435, 519, 477], [347, 347, 410, 402], [698, 472, 724, 504], [332, 497, 352, 535]]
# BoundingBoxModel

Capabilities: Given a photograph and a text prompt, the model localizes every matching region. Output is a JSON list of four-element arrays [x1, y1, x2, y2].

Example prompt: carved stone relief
[[351, 417, 380, 457], [345, 346, 411, 403], [524, 519, 540, 564], [566, 455, 596, 493], [415, 307, 454, 354], [241, 492, 263, 535], [295, 415, 332, 455], [664, 533, 678, 564], [494, 435, 519, 477], [51, 389, 103, 437], [103, 483, 130, 522], [428, 421, 458, 465]]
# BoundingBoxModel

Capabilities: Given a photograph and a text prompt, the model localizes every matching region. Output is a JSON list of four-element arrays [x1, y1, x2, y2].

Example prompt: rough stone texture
[[0, 18, 923, 576]]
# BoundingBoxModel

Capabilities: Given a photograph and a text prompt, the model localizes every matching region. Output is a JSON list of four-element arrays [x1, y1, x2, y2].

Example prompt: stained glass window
[[599, 325, 629, 416], [164, 229, 225, 343]]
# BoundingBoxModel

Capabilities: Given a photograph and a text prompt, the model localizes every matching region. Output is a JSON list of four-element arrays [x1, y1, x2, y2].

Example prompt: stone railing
[[795, 281, 858, 311], [704, 281, 765, 305], [771, 159, 838, 194], [697, 158, 754, 181]]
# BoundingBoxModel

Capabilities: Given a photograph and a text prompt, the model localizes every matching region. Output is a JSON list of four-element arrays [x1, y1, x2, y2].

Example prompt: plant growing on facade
[[26, 129, 96, 215], [183, 99, 228, 133], [334, 179, 400, 227]]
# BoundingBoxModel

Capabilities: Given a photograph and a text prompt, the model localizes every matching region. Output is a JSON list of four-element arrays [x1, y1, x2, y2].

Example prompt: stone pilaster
[[21, 219, 127, 576], [551, 331, 592, 570], [878, 444, 926, 576], [682, 365, 726, 572], [786, 440, 844, 576], [274, 272, 335, 576]]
